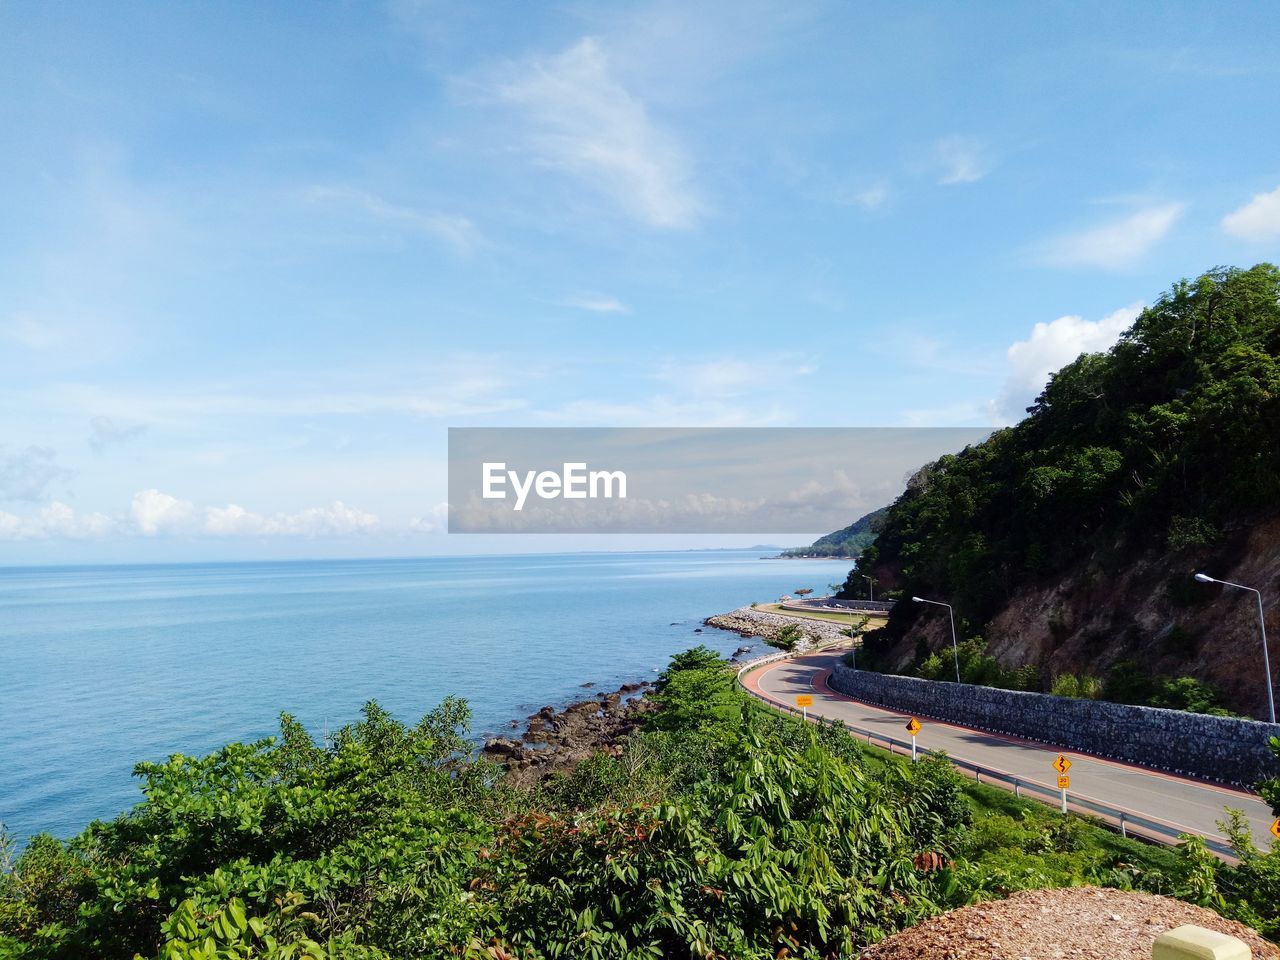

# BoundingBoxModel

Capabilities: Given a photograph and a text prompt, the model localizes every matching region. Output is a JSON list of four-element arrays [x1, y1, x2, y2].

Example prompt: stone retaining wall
[[829, 661, 1280, 786]]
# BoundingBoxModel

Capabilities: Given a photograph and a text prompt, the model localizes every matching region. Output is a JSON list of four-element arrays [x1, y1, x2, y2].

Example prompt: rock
[[489, 679, 666, 788], [704, 606, 849, 652], [580, 681, 595, 688], [693, 628, 702, 633]]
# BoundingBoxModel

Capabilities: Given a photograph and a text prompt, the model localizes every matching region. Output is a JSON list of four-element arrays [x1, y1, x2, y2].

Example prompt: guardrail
[[735, 653, 1238, 860]]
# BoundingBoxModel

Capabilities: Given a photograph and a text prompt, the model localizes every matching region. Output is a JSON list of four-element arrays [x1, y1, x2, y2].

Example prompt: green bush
[[771, 624, 803, 651]]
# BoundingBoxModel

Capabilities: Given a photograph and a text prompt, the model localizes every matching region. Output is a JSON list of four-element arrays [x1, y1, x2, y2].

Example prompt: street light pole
[[862, 575, 875, 602], [912, 596, 960, 683], [1195, 572, 1274, 723]]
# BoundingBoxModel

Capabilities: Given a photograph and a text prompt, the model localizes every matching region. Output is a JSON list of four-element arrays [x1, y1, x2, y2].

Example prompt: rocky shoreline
[[704, 605, 850, 651], [481, 609, 821, 786], [481, 681, 658, 786]]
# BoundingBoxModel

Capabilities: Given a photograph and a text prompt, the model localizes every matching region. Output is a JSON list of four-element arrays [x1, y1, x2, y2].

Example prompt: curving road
[[742, 646, 1275, 856]]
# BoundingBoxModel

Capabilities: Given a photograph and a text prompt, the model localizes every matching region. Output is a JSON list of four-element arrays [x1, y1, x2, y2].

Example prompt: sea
[[0, 550, 847, 844]]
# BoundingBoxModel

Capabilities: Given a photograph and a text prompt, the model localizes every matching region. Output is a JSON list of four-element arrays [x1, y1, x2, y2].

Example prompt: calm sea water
[[0, 550, 846, 843]]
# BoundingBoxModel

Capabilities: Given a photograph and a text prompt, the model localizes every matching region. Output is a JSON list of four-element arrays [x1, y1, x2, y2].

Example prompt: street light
[[862, 575, 876, 602], [1195, 572, 1274, 723], [912, 596, 960, 683]]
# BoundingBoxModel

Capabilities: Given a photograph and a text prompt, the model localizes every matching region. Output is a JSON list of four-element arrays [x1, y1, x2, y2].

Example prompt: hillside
[[782, 505, 889, 557], [841, 264, 1280, 717]]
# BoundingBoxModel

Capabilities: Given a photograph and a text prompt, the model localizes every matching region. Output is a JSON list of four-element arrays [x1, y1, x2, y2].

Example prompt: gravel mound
[[861, 887, 1277, 960]]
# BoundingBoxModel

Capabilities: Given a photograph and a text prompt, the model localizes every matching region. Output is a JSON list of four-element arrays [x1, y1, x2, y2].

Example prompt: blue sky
[[1, 1, 1279, 563]]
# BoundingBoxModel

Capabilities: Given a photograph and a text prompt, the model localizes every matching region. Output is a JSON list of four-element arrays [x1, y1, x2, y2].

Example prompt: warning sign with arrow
[[905, 717, 922, 736], [1052, 754, 1072, 774], [1270, 819, 1280, 841]]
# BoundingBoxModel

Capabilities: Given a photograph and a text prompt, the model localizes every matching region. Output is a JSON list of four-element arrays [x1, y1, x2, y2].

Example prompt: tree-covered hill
[[841, 264, 1280, 715], [782, 506, 889, 558]]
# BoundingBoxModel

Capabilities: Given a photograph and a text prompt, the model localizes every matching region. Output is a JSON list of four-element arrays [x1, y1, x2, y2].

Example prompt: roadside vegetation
[[4, 648, 1280, 959]]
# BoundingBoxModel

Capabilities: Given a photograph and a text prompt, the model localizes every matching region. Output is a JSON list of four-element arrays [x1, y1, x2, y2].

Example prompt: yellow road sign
[[1057, 775, 1070, 790], [1052, 754, 1072, 774], [905, 717, 922, 736], [796, 694, 813, 708], [1271, 819, 1280, 840]]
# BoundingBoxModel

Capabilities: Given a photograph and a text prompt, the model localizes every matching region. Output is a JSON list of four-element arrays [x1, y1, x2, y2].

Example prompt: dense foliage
[[3, 649, 1279, 958], [844, 265, 1280, 678], [782, 508, 888, 559]]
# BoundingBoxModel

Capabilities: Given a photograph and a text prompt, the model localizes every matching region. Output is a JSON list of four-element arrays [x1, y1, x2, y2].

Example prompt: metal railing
[[735, 654, 1238, 859]]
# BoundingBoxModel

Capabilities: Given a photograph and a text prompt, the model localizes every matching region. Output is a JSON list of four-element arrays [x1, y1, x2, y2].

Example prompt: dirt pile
[[862, 887, 1277, 960]]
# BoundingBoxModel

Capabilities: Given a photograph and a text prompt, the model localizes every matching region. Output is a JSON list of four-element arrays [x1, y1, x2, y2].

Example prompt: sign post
[[1053, 755, 1072, 813], [905, 717, 922, 762], [796, 693, 813, 722]]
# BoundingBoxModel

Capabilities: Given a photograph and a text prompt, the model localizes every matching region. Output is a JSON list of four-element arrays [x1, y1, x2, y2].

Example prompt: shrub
[[772, 624, 803, 650]]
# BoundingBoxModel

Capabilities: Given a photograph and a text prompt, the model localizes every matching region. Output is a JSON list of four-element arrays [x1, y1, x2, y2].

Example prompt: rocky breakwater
[[704, 606, 849, 652], [482, 681, 658, 786]]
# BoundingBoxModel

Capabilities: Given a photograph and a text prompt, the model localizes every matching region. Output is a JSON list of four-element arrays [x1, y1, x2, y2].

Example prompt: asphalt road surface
[[742, 646, 1275, 856]]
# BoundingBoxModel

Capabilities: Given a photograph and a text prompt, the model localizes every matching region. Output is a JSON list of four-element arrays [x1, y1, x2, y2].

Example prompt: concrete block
[[1153, 924, 1251, 960]]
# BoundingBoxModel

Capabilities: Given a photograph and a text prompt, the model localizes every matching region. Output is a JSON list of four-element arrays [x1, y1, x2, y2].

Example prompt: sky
[[1, 1, 1279, 564]]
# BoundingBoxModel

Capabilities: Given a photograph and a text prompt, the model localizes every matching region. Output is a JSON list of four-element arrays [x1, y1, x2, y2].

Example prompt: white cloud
[[0, 501, 116, 540], [561, 293, 630, 314], [266, 502, 380, 537], [0, 313, 64, 350], [485, 37, 703, 229], [541, 356, 813, 426], [1222, 185, 1280, 241], [542, 395, 781, 428], [305, 185, 483, 253], [1038, 204, 1184, 269], [0, 491, 383, 541], [847, 182, 890, 209], [131, 489, 199, 535], [0, 446, 66, 502], [42, 361, 530, 426], [409, 502, 450, 534], [37, 501, 116, 539], [935, 135, 991, 185], [993, 302, 1143, 423], [133, 489, 380, 538], [0, 511, 21, 539], [655, 357, 813, 398], [89, 415, 146, 453]]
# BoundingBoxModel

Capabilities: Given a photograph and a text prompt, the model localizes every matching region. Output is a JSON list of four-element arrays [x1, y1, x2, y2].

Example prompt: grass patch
[[756, 602, 889, 626]]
